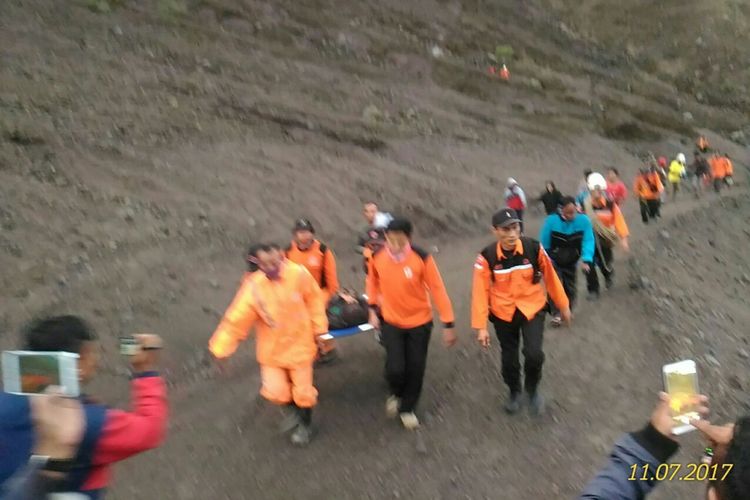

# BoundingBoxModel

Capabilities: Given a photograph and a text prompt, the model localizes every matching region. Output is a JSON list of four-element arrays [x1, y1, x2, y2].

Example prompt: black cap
[[386, 217, 413, 237], [492, 208, 521, 228], [293, 218, 315, 233]]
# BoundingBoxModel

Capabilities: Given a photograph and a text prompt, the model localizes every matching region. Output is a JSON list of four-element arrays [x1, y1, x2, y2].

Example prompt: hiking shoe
[[290, 424, 312, 446], [386, 395, 400, 418], [504, 393, 523, 415], [605, 278, 614, 290], [399, 412, 420, 430], [587, 291, 600, 302], [550, 315, 562, 328], [279, 406, 302, 434], [529, 392, 545, 416]]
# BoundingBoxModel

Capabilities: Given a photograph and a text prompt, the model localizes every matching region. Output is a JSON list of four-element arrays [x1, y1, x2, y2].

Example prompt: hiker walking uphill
[[504, 178, 527, 231], [606, 168, 628, 206], [668, 153, 687, 201], [366, 217, 456, 430], [472, 208, 571, 416], [537, 181, 564, 215], [540, 196, 595, 327], [285, 218, 340, 364], [634, 167, 664, 224], [209, 244, 328, 446], [691, 151, 711, 198], [711, 152, 734, 192], [583, 173, 630, 299]]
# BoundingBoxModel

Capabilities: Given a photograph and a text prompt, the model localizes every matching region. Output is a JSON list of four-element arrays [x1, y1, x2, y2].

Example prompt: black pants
[[550, 261, 577, 314], [382, 322, 432, 412], [490, 310, 545, 395], [714, 177, 724, 193], [585, 237, 614, 293], [639, 199, 661, 223]]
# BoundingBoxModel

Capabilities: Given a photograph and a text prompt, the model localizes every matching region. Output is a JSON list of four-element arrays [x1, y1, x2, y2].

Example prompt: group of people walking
[[205, 142, 737, 449]]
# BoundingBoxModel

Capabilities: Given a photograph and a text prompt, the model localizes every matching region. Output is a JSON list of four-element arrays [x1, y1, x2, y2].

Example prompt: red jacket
[[606, 181, 628, 206], [83, 374, 169, 493]]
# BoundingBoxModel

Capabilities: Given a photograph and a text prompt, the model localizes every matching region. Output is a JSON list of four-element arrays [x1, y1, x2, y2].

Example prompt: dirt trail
[[2, 1, 750, 498], [109, 190, 748, 500]]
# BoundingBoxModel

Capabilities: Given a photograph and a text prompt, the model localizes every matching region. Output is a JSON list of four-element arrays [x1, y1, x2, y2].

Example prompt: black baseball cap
[[492, 208, 521, 228], [386, 217, 413, 237], [293, 218, 315, 233]]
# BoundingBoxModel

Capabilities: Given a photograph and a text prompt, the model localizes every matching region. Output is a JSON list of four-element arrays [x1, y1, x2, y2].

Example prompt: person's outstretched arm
[[423, 255, 455, 327], [208, 277, 258, 359]]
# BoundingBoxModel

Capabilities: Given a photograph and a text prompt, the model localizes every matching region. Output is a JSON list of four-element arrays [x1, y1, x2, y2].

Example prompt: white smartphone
[[1, 351, 80, 397], [662, 359, 700, 435]]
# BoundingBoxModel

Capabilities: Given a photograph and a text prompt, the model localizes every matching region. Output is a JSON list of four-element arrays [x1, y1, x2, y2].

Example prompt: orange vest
[[285, 240, 339, 299]]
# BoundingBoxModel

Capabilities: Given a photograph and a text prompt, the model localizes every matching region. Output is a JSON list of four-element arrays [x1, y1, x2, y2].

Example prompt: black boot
[[291, 407, 312, 446]]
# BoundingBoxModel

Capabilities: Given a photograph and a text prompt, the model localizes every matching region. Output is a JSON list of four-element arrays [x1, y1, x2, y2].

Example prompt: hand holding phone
[[120, 334, 163, 373], [662, 360, 702, 435]]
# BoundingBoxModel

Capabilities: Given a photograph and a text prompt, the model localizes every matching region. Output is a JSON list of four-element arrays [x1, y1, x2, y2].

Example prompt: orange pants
[[260, 364, 317, 408]]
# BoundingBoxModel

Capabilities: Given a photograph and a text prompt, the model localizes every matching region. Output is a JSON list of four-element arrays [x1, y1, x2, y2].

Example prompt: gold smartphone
[[662, 360, 700, 435]]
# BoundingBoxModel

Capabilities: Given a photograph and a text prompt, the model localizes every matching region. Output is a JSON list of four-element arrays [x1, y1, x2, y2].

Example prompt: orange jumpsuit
[[209, 262, 328, 408]]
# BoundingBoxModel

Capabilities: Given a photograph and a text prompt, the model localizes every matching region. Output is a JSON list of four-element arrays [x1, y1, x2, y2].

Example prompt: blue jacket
[[0, 392, 108, 499], [579, 424, 679, 499], [0, 393, 33, 485], [539, 212, 595, 266]]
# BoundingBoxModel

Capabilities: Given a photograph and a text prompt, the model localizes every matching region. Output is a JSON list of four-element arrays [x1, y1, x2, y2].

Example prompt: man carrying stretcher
[[208, 243, 328, 447]]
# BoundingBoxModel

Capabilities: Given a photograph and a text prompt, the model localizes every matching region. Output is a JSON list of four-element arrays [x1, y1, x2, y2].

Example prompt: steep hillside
[[0, 1, 749, 498], [543, 0, 750, 134]]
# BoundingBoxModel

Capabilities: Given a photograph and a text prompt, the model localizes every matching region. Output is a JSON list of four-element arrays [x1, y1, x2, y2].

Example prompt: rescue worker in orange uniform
[[209, 243, 328, 446], [709, 152, 727, 193], [633, 167, 664, 224], [472, 208, 571, 416], [285, 218, 340, 363], [584, 174, 630, 299], [710, 152, 734, 192], [366, 217, 456, 430]]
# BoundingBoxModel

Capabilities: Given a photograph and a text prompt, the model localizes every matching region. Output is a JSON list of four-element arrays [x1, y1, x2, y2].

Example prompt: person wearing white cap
[[668, 153, 687, 201], [581, 173, 630, 299], [504, 178, 527, 232]]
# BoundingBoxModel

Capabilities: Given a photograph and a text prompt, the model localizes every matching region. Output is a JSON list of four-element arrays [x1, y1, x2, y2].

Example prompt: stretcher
[[319, 323, 376, 341]]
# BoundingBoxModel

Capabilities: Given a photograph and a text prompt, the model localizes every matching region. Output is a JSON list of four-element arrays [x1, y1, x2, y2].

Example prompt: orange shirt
[[590, 195, 629, 238], [208, 261, 328, 367], [719, 156, 733, 176], [471, 239, 568, 328], [633, 173, 663, 201], [710, 156, 727, 178], [366, 246, 455, 329], [285, 240, 339, 300]]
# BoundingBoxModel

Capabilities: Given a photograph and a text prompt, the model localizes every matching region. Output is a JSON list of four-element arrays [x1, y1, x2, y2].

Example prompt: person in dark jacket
[[0, 316, 167, 499], [580, 392, 749, 500], [539, 196, 595, 326], [538, 181, 564, 215], [690, 150, 711, 198]]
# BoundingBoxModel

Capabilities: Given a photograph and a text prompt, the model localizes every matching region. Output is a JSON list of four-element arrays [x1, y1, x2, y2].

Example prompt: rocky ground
[[1, 0, 749, 498]]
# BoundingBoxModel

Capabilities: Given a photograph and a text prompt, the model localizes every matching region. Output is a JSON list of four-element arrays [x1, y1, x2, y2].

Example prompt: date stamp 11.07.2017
[[628, 463, 733, 482]]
